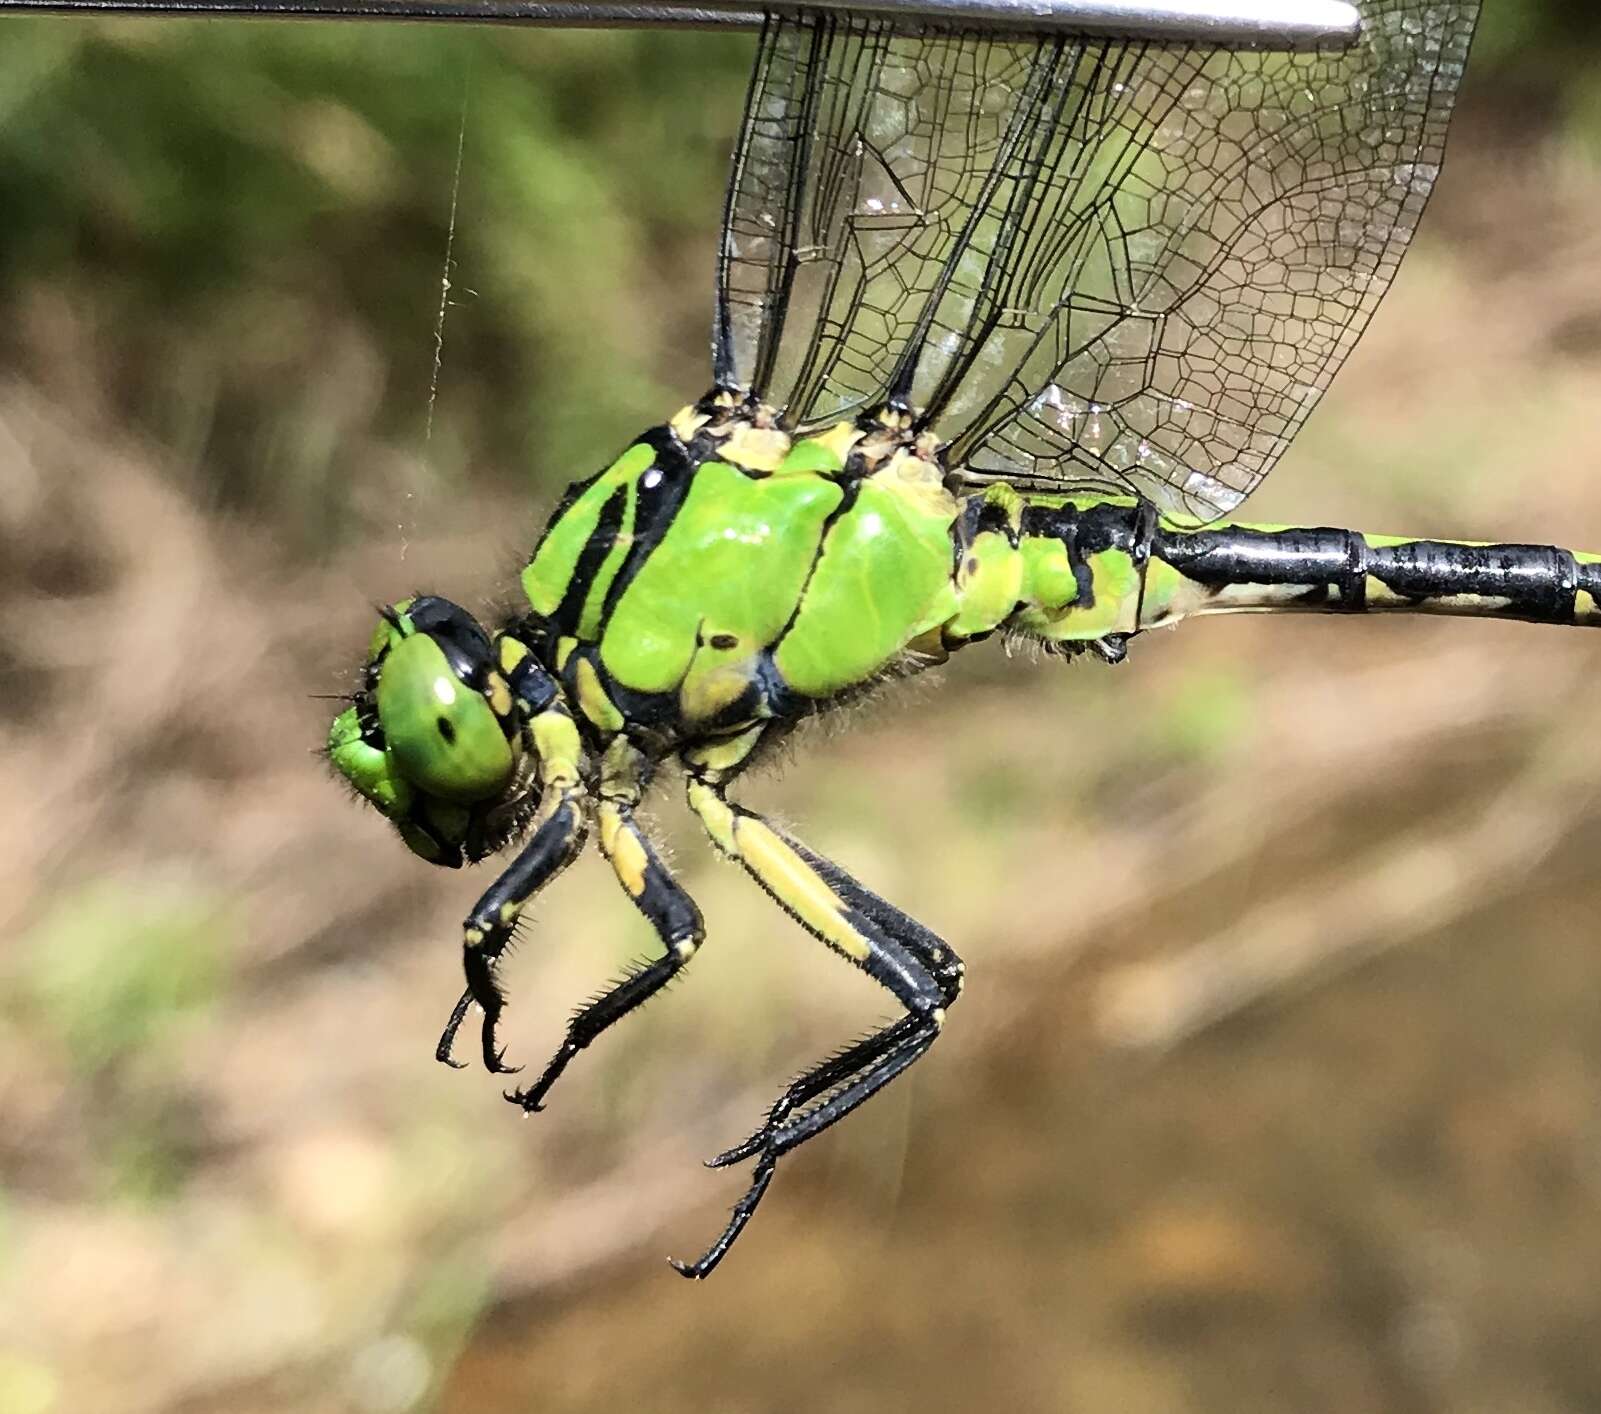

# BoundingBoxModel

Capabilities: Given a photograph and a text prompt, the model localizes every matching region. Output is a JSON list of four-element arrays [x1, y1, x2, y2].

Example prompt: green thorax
[[518, 404, 966, 733]]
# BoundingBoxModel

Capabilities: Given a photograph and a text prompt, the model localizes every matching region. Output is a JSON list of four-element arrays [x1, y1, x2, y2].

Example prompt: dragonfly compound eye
[[376, 632, 516, 804]]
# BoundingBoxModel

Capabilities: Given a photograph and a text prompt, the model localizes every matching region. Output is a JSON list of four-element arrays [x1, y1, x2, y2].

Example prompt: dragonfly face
[[325, 0, 1530, 1278], [328, 595, 536, 868]]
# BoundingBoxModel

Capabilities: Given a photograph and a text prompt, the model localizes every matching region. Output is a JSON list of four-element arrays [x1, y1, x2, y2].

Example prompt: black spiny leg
[[436, 988, 474, 1068], [706, 1013, 930, 1169], [676, 738, 964, 1279], [435, 703, 589, 1075], [505, 737, 705, 1113]]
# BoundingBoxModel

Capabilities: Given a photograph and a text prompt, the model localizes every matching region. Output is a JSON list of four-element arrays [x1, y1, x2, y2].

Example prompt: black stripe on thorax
[[570, 636, 803, 747], [769, 469, 865, 655], [549, 482, 627, 639], [596, 426, 698, 628], [548, 425, 696, 642]]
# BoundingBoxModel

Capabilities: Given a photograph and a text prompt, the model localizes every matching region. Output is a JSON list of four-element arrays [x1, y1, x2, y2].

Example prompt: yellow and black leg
[[504, 737, 706, 1112], [676, 727, 964, 1278], [436, 705, 589, 1074]]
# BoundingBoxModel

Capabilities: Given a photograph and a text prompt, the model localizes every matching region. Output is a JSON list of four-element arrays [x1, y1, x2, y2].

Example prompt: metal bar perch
[[0, 0, 1361, 44]]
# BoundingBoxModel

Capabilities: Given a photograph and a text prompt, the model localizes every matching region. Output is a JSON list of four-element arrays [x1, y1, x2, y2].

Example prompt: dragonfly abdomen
[[1147, 525, 1601, 629], [981, 503, 1601, 645]]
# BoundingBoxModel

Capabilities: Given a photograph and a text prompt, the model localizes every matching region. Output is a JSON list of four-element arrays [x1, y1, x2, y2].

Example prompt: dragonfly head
[[327, 595, 531, 868]]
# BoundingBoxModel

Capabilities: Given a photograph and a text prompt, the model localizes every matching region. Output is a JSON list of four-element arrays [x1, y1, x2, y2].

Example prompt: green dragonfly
[[328, 0, 1581, 1277]]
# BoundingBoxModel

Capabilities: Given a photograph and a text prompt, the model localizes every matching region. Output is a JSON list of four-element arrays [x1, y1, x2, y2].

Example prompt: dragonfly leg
[[436, 703, 589, 1075], [674, 730, 963, 1278], [505, 737, 705, 1113]]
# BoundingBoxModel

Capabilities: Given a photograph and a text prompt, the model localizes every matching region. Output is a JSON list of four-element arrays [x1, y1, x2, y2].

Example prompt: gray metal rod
[[0, 0, 1362, 45], [0, 0, 766, 26]]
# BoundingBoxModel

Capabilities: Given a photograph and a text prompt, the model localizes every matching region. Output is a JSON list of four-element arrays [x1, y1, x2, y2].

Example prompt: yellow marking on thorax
[[485, 671, 513, 720], [573, 658, 625, 733], [720, 424, 794, 472], [498, 636, 528, 673], [680, 656, 757, 727], [670, 403, 712, 442], [871, 447, 958, 518], [683, 723, 768, 781], [811, 421, 864, 467]]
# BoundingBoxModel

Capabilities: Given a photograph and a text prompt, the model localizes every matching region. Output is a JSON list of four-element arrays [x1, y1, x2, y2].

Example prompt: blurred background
[[2, 2, 1601, 1410]]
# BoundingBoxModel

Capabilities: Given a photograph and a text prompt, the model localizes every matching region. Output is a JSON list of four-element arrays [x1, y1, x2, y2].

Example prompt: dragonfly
[[320, 0, 1590, 1278]]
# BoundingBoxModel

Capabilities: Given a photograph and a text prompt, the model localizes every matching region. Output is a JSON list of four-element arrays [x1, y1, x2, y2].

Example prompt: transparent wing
[[712, 1, 1480, 524]]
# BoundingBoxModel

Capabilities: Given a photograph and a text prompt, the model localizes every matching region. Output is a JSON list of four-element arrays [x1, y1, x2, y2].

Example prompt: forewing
[[713, 2, 1480, 525], [714, 18, 1057, 416]]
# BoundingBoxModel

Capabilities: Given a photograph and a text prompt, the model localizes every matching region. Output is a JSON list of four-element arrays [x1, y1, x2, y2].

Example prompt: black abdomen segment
[[1150, 523, 1601, 629]]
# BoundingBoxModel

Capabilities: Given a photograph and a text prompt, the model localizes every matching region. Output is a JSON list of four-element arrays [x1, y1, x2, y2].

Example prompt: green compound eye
[[327, 705, 415, 818], [376, 633, 515, 803]]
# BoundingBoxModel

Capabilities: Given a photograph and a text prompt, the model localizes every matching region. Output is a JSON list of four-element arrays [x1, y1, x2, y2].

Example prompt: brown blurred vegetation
[[2, 3, 1601, 1412]]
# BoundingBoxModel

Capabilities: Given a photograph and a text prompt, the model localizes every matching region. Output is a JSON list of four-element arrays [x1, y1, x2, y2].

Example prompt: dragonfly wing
[[714, 20, 1075, 418], [712, 2, 1481, 526]]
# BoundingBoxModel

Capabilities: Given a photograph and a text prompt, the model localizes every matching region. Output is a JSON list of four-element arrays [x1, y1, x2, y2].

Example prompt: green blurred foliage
[[1476, 0, 1601, 65], [15, 878, 226, 1076], [1476, 0, 1601, 152], [10, 881, 232, 1204], [0, 18, 750, 545], [1139, 666, 1253, 768]]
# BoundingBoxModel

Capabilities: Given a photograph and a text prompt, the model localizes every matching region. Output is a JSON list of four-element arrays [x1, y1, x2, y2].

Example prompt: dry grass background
[[2, 27, 1601, 1414]]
